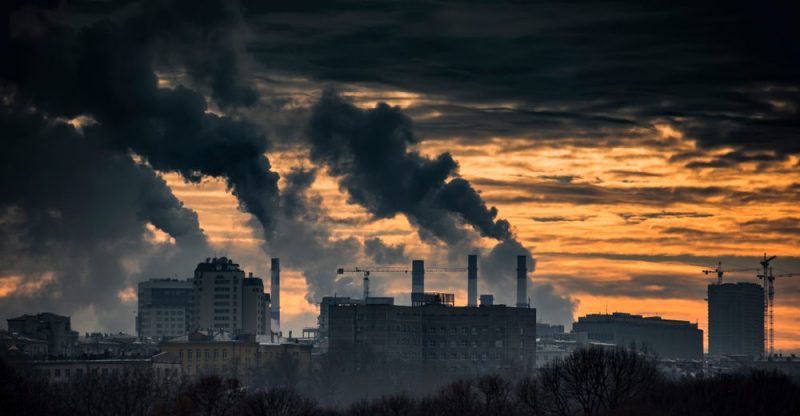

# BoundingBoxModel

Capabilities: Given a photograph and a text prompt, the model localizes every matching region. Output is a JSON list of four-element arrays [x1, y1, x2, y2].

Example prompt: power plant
[[327, 254, 537, 375]]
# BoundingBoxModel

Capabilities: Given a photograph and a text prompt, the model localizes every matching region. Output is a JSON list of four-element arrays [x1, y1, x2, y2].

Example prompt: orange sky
[[149, 90, 800, 352]]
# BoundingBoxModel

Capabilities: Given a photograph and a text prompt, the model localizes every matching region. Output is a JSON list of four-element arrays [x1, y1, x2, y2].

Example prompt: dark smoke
[[0, 0, 276, 331], [307, 90, 511, 244], [0, 108, 210, 331], [364, 238, 408, 265], [307, 91, 576, 324]]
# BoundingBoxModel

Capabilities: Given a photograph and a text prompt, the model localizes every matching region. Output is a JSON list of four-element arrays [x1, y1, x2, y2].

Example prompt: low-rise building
[[572, 312, 703, 360], [160, 331, 259, 380], [7, 313, 79, 357], [23, 352, 182, 383], [328, 302, 537, 376]]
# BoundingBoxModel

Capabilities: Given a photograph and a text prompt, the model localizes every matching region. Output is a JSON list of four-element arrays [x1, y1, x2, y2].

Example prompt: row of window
[[180, 349, 229, 361]]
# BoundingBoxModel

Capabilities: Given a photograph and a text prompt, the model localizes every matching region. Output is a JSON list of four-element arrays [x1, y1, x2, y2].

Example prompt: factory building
[[572, 312, 703, 360], [328, 302, 536, 375], [136, 279, 193, 338], [707, 282, 764, 357], [324, 255, 537, 375]]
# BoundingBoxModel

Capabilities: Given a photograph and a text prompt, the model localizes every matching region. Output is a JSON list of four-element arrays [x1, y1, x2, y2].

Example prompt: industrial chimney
[[412, 259, 424, 303], [270, 258, 281, 336], [468, 255, 478, 307], [363, 275, 370, 300], [516, 255, 528, 308]]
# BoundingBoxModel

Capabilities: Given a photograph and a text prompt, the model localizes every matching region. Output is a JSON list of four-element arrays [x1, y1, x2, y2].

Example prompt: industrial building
[[572, 312, 703, 360], [325, 255, 537, 375], [707, 282, 764, 357], [136, 278, 193, 338]]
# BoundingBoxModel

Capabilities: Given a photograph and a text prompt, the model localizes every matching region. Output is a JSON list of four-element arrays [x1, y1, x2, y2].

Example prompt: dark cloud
[[538, 175, 578, 184], [683, 150, 790, 170], [245, 1, 800, 161], [618, 211, 714, 224], [739, 217, 800, 236], [532, 216, 593, 223]]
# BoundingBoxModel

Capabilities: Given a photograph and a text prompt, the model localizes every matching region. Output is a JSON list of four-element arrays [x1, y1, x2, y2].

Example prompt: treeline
[[2, 347, 799, 416]]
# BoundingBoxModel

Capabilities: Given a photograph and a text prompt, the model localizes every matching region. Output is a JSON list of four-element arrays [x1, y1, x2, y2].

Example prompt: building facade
[[24, 353, 181, 383], [328, 303, 537, 375], [572, 312, 703, 360], [7, 313, 79, 357], [160, 331, 259, 379], [190, 257, 247, 333], [242, 275, 270, 336], [707, 282, 764, 356], [136, 279, 193, 338]]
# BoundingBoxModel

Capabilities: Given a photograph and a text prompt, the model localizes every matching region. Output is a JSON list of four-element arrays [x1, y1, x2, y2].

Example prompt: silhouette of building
[[6, 313, 79, 357], [572, 312, 703, 359], [188, 257, 270, 335], [136, 279, 193, 338], [242, 275, 270, 336], [327, 302, 537, 375], [707, 282, 764, 357], [191, 257, 245, 333]]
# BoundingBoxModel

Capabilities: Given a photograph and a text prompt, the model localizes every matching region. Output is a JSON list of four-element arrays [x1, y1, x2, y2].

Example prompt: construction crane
[[702, 261, 759, 285], [756, 254, 799, 356], [336, 265, 467, 298]]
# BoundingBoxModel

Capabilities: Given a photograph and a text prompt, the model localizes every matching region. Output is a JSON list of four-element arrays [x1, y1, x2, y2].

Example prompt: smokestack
[[516, 255, 528, 308], [270, 258, 281, 336], [468, 254, 478, 307], [363, 276, 370, 299], [412, 259, 424, 302]]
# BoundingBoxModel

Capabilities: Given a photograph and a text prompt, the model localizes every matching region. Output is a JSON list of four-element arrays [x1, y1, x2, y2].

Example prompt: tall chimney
[[270, 258, 281, 336], [516, 255, 528, 308], [363, 276, 370, 300], [411, 259, 424, 303], [468, 255, 478, 307]]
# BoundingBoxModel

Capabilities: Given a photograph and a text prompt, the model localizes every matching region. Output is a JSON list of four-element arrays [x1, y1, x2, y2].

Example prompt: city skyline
[[1, 0, 799, 354]]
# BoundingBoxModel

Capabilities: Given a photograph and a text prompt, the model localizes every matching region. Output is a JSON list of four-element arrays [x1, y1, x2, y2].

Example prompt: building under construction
[[326, 255, 537, 375], [707, 282, 764, 357]]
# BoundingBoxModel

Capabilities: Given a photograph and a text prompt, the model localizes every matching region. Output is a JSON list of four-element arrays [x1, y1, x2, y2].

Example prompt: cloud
[[618, 211, 714, 224], [245, 1, 800, 160], [532, 215, 594, 223]]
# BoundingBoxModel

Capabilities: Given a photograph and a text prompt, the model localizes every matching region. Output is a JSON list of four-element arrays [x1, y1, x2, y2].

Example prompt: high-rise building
[[572, 312, 703, 359], [191, 257, 245, 333], [136, 279, 193, 338], [707, 282, 764, 356], [242, 274, 270, 335]]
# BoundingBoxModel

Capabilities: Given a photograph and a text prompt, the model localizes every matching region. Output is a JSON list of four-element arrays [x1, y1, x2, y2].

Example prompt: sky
[[1, 0, 799, 352]]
